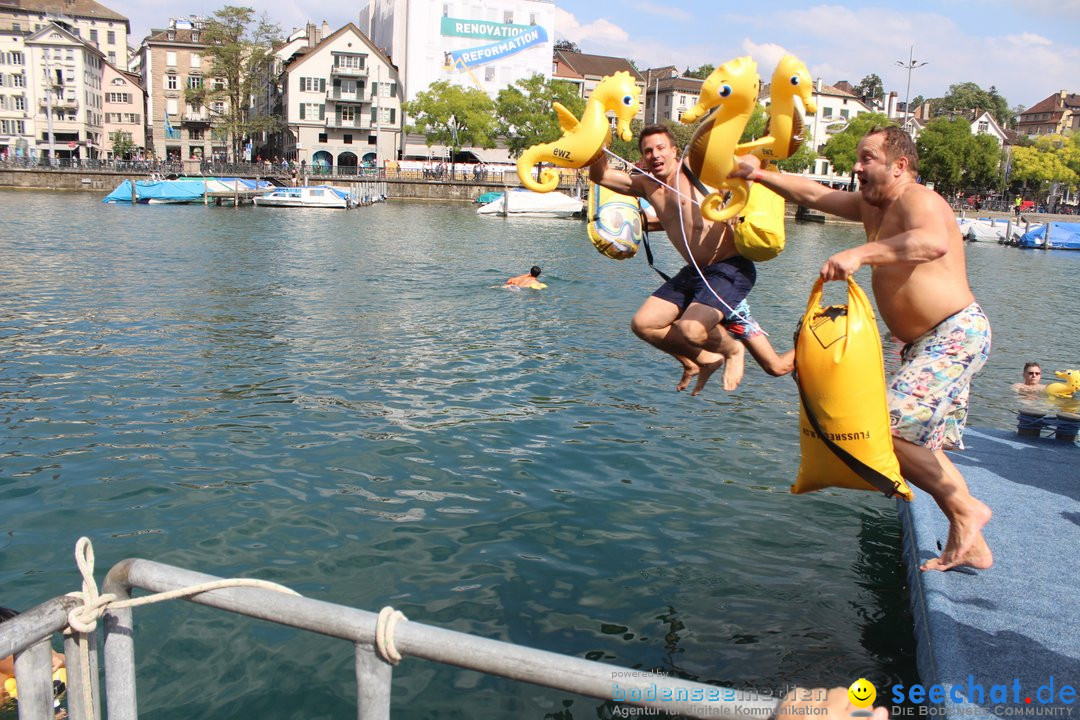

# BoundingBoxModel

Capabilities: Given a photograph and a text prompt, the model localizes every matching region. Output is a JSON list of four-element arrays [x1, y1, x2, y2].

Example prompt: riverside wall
[[0, 167, 569, 203]]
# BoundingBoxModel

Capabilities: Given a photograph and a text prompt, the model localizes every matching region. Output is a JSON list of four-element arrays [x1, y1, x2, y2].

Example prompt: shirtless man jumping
[[732, 125, 993, 571], [589, 125, 790, 394]]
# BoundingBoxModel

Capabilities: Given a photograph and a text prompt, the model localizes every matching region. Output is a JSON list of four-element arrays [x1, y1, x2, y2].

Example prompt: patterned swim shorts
[[888, 302, 991, 451], [721, 299, 765, 342]]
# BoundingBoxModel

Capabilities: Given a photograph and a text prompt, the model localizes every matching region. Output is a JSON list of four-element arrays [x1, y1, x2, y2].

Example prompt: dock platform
[[899, 428, 1079, 711]]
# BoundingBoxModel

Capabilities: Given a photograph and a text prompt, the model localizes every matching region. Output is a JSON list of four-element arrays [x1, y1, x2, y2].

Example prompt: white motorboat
[[476, 189, 583, 218], [253, 185, 353, 209]]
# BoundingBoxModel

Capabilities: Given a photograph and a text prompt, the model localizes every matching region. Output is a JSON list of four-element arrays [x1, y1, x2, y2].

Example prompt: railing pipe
[[100, 562, 139, 720], [102, 559, 778, 719], [354, 644, 392, 720], [14, 640, 53, 720]]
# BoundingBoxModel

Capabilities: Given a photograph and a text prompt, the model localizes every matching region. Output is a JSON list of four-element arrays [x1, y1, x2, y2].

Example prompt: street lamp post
[[448, 114, 459, 180], [895, 46, 928, 132]]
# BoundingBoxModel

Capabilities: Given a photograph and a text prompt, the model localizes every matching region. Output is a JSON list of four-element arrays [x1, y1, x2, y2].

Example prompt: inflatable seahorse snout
[[516, 71, 642, 193]]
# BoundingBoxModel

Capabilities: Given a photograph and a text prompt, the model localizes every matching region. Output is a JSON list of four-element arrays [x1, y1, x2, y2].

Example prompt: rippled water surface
[[2, 190, 1075, 719]]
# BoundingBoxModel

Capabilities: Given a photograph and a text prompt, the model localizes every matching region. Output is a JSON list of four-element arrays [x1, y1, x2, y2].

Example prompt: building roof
[[285, 23, 394, 74], [2, 0, 127, 24], [656, 75, 702, 93], [1021, 91, 1080, 116], [553, 50, 642, 81], [144, 27, 204, 46]]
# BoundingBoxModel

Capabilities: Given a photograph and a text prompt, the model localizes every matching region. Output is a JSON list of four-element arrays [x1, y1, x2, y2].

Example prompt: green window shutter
[[390, 82, 397, 97], [319, 78, 326, 92], [299, 104, 305, 120], [371, 81, 377, 97], [370, 106, 376, 123], [319, 104, 325, 120], [389, 108, 395, 124]]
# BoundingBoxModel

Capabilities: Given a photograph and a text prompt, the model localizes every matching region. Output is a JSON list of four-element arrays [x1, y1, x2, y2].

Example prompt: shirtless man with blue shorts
[[732, 125, 993, 571], [589, 125, 793, 394]]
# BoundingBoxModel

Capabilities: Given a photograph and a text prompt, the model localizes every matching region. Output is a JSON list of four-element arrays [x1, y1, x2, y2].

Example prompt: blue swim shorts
[[652, 256, 757, 321]]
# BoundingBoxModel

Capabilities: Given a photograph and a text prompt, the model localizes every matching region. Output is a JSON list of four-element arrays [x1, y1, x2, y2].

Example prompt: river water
[[1, 190, 1076, 719]]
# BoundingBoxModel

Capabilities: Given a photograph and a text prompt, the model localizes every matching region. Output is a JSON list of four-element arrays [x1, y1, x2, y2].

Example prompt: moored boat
[[253, 185, 353, 209], [476, 188, 583, 218]]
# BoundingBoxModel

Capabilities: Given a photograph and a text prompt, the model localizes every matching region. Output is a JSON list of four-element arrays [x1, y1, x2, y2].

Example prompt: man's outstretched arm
[[731, 157, 863, 222], [589, 152, 637, 196]]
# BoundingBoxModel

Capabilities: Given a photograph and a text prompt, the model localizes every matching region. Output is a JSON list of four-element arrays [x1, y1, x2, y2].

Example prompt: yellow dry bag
[[734, 169, 786, 262], [792, 278, 912, 500]]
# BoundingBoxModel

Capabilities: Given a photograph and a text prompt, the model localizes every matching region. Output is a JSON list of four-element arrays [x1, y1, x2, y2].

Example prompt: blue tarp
[[102, 178, 271, 204], [1017, 222, 1080, 250]]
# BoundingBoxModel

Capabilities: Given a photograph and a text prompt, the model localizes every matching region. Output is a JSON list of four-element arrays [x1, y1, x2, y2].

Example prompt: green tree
[[109, 130, 136, 159], [775, 142, 816, 173], [916, 117, 1001, 195], [1011, 134, 1080, 202], [684, 64, 715, 80], [936, 82, 1011, 127], [820, 112, 891, 174], [553, 39, 580, 53], [854, 74, 884, 105], [403, 80, 499, 157], [184, 6, 281, 161], [495, 74, 585, 158]]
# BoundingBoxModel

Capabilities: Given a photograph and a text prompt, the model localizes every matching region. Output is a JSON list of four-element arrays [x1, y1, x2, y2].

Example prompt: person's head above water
[[1022, 362, 1043, 385], [530, 266, 541, 277]]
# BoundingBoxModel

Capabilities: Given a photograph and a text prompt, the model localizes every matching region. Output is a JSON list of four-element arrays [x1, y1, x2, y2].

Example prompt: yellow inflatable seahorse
[[517, 71, 641, 193], [680, 56, 760, 222], [736, 54, 817, 164]]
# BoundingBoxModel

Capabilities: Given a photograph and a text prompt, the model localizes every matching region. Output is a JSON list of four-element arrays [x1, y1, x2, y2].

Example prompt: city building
[[138, 17, 223, 163], [805, 79, 873, 182], [102, 59, 144, 157], [1015, 90, 1080, 137], [552, 49, 644, 116], [360, 0, 555, 160], [26, 21, 104, 160], [639, 66, 701, 124], [278, 22, 402, 171], [0, 0, 128, 66], [0, 25, 32, 158]]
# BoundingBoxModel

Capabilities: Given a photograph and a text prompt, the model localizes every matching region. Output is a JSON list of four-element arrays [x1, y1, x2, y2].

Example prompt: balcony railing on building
[[331, 64, 367, 77], [326, 89, 366, 104], [325, 116, 371, 130]]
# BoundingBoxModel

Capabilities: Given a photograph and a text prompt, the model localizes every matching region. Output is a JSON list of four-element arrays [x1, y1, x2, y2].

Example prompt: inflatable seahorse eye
[[516, 71, 642, 192], [681, 56, 759, 222]]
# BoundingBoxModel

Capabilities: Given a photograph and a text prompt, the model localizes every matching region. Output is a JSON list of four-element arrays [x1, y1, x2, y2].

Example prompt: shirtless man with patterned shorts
[[732, 125, 992, 571]]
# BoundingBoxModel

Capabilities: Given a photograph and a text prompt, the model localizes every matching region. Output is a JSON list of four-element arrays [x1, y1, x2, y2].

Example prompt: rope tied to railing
[[66, 537, 302, 634], [375, 606, 408, 665], [62, 537, 304, 720]]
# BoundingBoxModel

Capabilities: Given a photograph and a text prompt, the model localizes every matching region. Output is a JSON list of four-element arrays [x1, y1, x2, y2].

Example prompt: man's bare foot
[[920, 499, 993, 571], [690, 356, 725, 396], [721, 342, 745, 391], [676, 362, 700, 392]]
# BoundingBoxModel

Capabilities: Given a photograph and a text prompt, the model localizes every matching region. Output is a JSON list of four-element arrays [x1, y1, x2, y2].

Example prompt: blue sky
[[118, 0, 1080, 109]]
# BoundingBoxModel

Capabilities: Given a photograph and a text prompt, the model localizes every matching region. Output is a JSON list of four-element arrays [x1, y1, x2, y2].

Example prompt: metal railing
[[0, 559, 779, 720], [0, 158, 587, 190]]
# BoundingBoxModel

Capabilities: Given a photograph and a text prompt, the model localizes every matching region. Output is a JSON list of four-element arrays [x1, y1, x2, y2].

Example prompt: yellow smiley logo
[[848, 678, 876, 708]]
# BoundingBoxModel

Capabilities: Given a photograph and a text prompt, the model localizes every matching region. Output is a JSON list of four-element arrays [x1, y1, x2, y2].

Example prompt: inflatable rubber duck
[[516, 71, 641, 193], [1046, 369, 1080, 398]]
